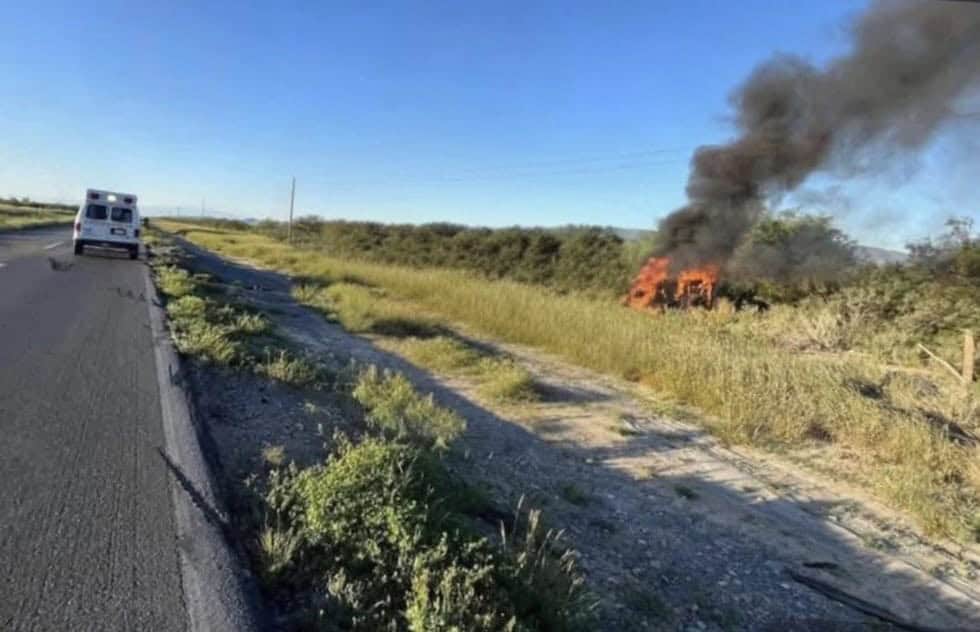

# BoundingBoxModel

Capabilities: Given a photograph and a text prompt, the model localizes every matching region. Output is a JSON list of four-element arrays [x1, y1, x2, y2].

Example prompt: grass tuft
[[395, 336, 483, 373], [352, 366, 465, 448], [257, 525, 303, 584], [262, 444, 287, 468], [235, 312, 269, 335], [262, 438, 593, 630], [157, 266, 196, 298], [173, 319, 243, 364], [476, 358, 538, 404], [256, 349, 323, 387], [395, 336, 539, 404]]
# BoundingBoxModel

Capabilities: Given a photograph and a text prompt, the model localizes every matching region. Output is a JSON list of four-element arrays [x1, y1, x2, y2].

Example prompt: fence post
[[963, 330, 975, 384]]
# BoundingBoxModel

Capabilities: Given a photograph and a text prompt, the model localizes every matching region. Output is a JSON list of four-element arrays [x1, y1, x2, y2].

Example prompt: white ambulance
[[73, 189, 141, 259]]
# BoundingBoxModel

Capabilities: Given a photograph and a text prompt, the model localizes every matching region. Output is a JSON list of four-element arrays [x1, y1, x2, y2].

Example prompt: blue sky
[[1, 0, 976, 249]]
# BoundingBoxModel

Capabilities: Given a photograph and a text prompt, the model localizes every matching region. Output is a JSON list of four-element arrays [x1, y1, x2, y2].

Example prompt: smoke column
[[656, 0, 980, 269]]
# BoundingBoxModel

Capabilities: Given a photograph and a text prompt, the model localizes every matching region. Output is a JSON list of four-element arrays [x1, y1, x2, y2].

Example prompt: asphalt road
[[0, 228, 187, 631]]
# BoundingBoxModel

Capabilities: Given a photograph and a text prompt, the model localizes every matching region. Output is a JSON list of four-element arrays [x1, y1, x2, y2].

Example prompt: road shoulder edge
[[143, 265, 265, 632]]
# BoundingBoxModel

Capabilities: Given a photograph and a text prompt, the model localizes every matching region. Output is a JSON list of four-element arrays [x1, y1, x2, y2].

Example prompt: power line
[[317, 150, 692, 192], [440, 157, 686, 182], [446, 147, 690, 175], [154, 147, 694, 219]]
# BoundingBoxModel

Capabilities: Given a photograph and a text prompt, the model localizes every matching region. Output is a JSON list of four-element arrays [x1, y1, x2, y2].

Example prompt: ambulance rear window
[[85, 204, 108, 219], [111, 207, 133, 223]]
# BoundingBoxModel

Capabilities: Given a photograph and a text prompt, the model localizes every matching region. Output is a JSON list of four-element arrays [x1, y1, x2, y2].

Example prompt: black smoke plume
[[656, 0, 980, 269]]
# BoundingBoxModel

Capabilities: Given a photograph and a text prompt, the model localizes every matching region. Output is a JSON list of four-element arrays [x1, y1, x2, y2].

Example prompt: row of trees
[[202, 212, 976, 302], [0, 196, 76, 212], [243, 213, 865, 300], [256, 218, 636, 295], [907, 217, 980, 279]]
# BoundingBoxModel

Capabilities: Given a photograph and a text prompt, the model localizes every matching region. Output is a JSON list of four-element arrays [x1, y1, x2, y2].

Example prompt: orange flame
[[622, 257, 719, 311]]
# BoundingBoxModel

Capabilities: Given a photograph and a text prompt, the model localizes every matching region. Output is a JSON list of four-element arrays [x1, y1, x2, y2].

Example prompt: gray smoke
[[656, 0, 980, 269]]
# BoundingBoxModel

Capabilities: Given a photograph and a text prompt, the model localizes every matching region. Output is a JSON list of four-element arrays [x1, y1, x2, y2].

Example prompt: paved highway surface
[[0, 228, 187, 631]]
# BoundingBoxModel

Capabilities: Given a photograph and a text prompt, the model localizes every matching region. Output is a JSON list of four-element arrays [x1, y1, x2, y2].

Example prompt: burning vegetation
[[622, 258, 720, 311], [625, 0, 980, 312]]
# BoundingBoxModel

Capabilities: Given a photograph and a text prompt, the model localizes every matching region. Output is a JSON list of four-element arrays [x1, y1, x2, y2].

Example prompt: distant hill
[[608, 227, 654, 242], [607, 226, 908, 266], [854, 245, 908, 265]]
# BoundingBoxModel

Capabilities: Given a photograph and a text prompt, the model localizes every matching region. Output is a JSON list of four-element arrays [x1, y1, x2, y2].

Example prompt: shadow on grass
[[368, 317, 451, 339], [534, 381, 613, 405], [292, 272, 377, 290]]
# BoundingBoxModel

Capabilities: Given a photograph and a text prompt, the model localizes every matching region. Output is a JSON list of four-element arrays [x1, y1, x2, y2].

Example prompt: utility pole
[[287, 176, 296, 244]]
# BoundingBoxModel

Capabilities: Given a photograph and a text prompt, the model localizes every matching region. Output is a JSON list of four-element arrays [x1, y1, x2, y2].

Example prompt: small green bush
[[353, 366, 465, 447], [166, 295, 208, 322], [476, 359, 538, 404], [406, 537, 512, 632], [291, 283, 324, 305], [266, 438, 592, 631], [294, 438, 433, 546], [324, 282, 386, 331], [257, 350, 323, 387], [234, 312, 269, 335], [256, 525, 302, 585], [173, 320, 243, 364], [394, 337, 538, 404], [288, 439, 512, 629], [396, 336, 483, 373], [157, 265, 196, 298]]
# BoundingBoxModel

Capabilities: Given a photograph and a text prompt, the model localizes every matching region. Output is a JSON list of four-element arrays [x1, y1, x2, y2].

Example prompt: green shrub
[[291, 283, 323, 304], [173, 320, 243, 364], [157, 265, 196, 298], [166, 295, 208, 322], [256, 350, 323, 386], [476, 359, 538, 403], [396, 336, 483, 373], [293, 438, 433, 547], [267, 438, 592, 631], [353, 366, 465, 447], [256, 525, 303, 585], [234, 312, 269, 335], [500, 499, 593, 629], [255, 218, 631, 295], [406, 538, 513, 632], [288, 439, 510, 629], [156, 261, 304, 377], [394, 337, 538, 404]]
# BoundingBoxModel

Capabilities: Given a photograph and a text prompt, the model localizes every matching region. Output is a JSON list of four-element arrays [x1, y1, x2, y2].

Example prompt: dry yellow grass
[[160, 219, 980, 540], [0, 204, 74, 230]]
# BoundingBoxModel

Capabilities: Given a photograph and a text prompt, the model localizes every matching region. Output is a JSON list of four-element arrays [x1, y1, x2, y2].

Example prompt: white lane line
[[43, 241, 64, 250], [0, 262, 6, 269]]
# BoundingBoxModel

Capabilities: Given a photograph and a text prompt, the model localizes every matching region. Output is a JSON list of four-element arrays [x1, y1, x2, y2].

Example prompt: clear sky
[[1, 0, 976, 249]]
